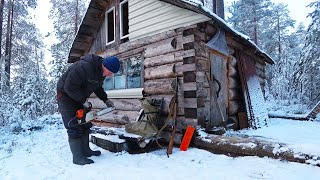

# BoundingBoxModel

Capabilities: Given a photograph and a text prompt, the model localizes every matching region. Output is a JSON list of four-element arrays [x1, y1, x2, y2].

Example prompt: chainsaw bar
[[85, 107, 115, 122], [68, 107, 115, 127]]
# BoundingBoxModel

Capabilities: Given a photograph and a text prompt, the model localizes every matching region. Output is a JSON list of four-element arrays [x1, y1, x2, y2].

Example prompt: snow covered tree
[[227, 1, 311, 111], [228, 0, 272, 45], [261, 3, 296, 104], [0, 0, 54, 126], [293, 1, 320, 106], [47, 0, 89, 114], [48, 0, 89, 81]]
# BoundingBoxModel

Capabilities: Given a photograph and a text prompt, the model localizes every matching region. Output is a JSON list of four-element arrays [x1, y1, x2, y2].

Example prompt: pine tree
[[228, 0, 272, 45], [261, 3, 295, 104], [293, 1, 320, 106], [48, 0, 89, 81], [0, 0, 53, 126], [46, 0, 89, 114]]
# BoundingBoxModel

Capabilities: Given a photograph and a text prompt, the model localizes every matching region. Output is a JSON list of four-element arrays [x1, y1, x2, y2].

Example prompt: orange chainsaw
[[68, 107, 115, 127]]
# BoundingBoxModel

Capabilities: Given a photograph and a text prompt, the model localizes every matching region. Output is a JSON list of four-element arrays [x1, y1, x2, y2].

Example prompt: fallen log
[[268, 112, 308, 121], [194, 133, 320, 166]]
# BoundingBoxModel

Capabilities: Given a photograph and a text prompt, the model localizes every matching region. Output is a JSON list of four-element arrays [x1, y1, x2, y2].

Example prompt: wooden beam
[[194, 134, 320, 166]]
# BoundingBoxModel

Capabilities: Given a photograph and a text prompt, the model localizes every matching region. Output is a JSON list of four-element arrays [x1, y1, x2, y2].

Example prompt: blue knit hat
[[102, 56, 120, 73]]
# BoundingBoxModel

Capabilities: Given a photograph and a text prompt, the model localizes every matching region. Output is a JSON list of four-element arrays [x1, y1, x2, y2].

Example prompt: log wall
[[87, 20, 268, 132]]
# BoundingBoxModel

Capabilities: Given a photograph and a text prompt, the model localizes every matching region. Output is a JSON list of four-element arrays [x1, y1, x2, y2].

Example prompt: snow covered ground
[[0, 114, 320, 180]]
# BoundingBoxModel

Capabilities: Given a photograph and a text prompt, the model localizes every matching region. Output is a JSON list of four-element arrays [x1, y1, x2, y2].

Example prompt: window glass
[[103, 55, 142, 91], [107, 9, 114, 43], [103, 77, 113, 90], [114, 61, 126, 89], [127, 56, 141, 88], [120, 1, 129, 38]]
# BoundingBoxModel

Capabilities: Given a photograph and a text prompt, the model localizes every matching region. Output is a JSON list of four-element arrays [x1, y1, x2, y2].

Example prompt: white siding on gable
[[129, 0, 211, 40]]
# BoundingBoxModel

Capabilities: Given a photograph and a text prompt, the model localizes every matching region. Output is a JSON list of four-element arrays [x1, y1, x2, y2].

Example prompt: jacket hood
[[81, 54, 103, 77]]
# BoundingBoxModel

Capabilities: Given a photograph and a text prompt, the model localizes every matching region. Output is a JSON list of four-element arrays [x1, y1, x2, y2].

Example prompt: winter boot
[[82, 130, 101, 157], [68, 138, 94, 165]]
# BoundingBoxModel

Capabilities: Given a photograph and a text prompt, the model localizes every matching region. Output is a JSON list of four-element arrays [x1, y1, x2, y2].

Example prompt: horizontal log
[[101, 30, 178, 57], [175, 63, 196, 76], [95, 110, 140, 124], [92, 121, 125, 128], [184, 98, 197, 108], [228, 65, 238, 77], [194, 134, 320, 166], [175, 49, 196, 61], [88, 98, 142, 111], [144, 35, 194, 58], [268, 113, 308, 121], [144, 54, 175, 68], [144, 64, 176, 80], [181, 82, 197, 91], [144, 78, 175, 95], [176, 117, 197, 130]]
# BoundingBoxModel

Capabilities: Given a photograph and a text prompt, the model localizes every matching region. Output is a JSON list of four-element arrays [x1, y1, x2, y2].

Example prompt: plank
[[237, 53, 269, 128]]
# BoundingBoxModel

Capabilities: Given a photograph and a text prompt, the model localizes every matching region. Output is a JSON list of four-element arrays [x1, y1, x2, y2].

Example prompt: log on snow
[[194, 134, 320, 166]]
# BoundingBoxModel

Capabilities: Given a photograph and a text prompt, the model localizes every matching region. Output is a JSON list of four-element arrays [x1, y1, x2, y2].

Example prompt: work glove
[[105, 99, 114, 107], [83, 101, 92, 112]]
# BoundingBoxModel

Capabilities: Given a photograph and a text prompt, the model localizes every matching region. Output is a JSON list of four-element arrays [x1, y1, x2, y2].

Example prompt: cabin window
[[106, 7, 115, 44], [103, 55, 142, 90], [120, 0, 129, 39]]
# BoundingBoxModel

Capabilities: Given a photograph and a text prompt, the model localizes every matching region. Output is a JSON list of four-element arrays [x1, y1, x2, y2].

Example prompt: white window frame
[[105, 88, 144, 99], [120, 0, 129, 39], [105, 7, 115, 45]]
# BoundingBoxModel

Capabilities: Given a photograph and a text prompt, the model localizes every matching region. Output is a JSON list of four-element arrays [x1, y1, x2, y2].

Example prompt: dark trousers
[[57, 93, 92, 138]]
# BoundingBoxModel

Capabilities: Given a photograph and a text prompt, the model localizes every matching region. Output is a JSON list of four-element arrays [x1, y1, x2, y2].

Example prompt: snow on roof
[[181, 0, 275, 64]]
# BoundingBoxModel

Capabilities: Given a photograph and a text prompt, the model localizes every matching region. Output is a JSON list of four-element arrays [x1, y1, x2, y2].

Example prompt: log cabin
[[68, 0, 274, 139]]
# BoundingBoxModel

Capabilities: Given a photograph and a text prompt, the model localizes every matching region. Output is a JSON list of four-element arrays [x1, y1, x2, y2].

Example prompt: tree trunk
[[75, 0, 78, 35], [253, 1, 258, 44], [4, 0, 14, 88], [216, 0, 224, 19], [0, 0, 4, 56], [212, 0, 216, 14], [0, 0, 4, 85]]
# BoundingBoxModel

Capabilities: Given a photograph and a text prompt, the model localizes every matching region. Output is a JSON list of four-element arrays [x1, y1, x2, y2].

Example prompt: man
[[56, 54, 120, 165]]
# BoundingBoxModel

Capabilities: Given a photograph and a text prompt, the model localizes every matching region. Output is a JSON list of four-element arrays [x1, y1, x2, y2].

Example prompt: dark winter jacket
[[57, 54, 108, 104]]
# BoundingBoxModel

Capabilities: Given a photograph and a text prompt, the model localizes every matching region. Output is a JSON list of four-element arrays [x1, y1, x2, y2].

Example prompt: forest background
[[0, 0, 318, 129]]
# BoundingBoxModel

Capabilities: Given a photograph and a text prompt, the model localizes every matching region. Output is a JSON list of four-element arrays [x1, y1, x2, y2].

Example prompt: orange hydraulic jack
[[180, 125, 195, 151]]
